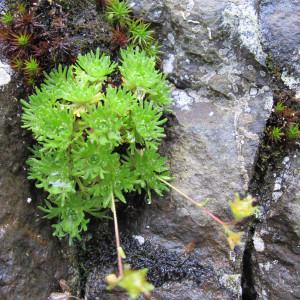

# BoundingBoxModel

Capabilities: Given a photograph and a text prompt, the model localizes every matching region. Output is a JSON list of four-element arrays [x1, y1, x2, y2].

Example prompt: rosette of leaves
[[105, 0, 131, 28], [22, 48, 171, 242], [120, 48, 170, 107]]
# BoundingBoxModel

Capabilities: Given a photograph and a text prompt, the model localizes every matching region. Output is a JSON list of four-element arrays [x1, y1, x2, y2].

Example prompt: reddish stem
[[111, 193, 123, 277], [201, 207, 226, 226], [158, 177, 226, 227]]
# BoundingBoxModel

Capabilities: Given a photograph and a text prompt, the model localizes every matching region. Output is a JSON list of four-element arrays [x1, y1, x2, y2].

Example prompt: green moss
[[1, 12, 14, 26], [269, 126, 284, 142], [24, 57, 39, 76], [287, 123, 299, 140], [128, 20, 154, 48], [15, 33, 31, 46], [274, 101, 285, 114], [105, 0, 131, 27]]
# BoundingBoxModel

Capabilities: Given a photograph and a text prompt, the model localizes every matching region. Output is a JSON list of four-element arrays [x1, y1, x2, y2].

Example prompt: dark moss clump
[[76, 219, 211, 298], [266, 90, 300, 145]]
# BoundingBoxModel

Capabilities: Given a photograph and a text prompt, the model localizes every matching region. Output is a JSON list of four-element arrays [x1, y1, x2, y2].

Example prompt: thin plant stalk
[[111, 193, 124, 277], [157, 177, 226, 226]]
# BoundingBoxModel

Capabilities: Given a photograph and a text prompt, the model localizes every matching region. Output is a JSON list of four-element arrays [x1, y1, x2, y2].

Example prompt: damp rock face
[[0, 0, 298, 299], [259, 0, 300, 91], [0, 63, 73, 300], [251, 153, 300, 300], [126, 0, 273, 298]]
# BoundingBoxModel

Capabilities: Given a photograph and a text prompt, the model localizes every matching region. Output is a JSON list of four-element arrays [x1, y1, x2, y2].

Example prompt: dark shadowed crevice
[[241, 86, 297, 299], [241, 226, 257, 300]]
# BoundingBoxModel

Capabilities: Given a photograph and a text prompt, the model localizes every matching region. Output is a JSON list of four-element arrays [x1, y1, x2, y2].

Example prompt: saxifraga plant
[[22, 46, 258, 299], [22, 47, 172, 298], [22, 47, 171, 242], [119, 47, 170, 106]]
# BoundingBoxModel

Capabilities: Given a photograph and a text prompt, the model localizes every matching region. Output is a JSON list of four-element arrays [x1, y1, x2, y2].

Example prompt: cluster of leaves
[[107, 265, 154, 300], [268, 91, 300, 144], [104, 0, 159, 56], [265, 52, 281, 80], [0, 2, 70, 87], [22, 47, 171, 242], [225, 193, 257, 249]]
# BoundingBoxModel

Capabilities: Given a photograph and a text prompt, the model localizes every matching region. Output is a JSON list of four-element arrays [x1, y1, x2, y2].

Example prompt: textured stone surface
[[2, 0, 299, 298], [252, 152, 300, 299], [127, 0, 273, 298], [0, 62, 73, 300], [259, 0, 300, 92]]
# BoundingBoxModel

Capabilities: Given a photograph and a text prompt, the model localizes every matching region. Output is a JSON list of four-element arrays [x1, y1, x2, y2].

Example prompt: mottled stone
[[127, 0, 273, 298], [252, 152, 300, 299], [259, 0, 300, 92], [0, 63, 73, 300]]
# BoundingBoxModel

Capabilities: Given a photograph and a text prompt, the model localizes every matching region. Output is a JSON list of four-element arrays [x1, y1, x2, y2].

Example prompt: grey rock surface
[[252, 152, 300, 300], [0, 62, 73, 300], [128, 0, 273, 298], [258, 0, 300, 91], [1, 0, 299, 298]]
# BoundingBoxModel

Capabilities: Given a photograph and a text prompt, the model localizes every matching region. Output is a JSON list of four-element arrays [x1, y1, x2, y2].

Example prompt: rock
[[127, 0, 273, 298], [0, 62, 74, 300], [252, 152, 300, 299], [2, 0, 298, 298], [0, 62, 11, 86], [258, 0, 300, 92], [151, 279, 238, 300]]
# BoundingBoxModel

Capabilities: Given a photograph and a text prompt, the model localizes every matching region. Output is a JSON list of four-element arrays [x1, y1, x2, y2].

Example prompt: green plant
[[1, 12, 14, 26], [159, 178, 257, 250], [269, 126, 284, 142], [0, 3, 71, 89], [11, 58, 24, 70], [287, 123, 299, 140], [274, 101, 285, 113], [107, 265, 154, 299], [24, 57, 40, 76], [26, 77, 36, 87], [17, 3, 27, 15], [22, 47, 171, 242], [13, 32, 31, 46], [120, 47, 170, 107], [106, 0, 131, 27], [144, 41, 161, 58], [128, 20, 154, 48]]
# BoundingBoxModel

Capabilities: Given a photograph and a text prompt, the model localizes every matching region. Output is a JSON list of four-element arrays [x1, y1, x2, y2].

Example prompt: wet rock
[[0, 62, 74, 299], [151, 279, 240, 300], [127, 0, 273, 298], [80, 224, 224, 299], [66, 1, 112, 55], [258, 0, 300, 92], [252, 152, 300, 299]]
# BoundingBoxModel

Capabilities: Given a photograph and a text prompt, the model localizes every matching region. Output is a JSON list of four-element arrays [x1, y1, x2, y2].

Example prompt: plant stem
[[201, 207, 226, 226], [111, 193, 124, 277], [157, 177, 226, 226]]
